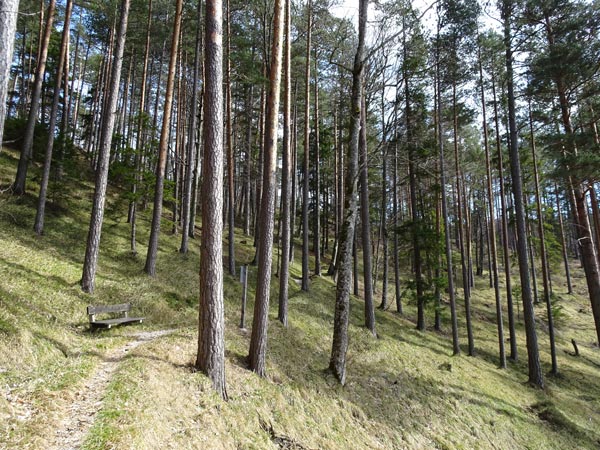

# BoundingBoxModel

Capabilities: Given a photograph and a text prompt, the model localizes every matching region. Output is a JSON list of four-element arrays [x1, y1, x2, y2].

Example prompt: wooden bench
[[87, 303, 144, 329]]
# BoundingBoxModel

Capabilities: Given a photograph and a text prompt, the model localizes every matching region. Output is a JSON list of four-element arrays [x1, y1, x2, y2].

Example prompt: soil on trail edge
[[50, 329, 175, 450]]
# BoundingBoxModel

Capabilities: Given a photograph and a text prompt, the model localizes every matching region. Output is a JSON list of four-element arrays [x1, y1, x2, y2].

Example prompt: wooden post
[[240, 265, 248, 328]]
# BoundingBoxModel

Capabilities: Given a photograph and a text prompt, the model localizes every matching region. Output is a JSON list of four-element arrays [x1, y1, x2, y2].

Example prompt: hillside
[[1, 146, 600, 449]]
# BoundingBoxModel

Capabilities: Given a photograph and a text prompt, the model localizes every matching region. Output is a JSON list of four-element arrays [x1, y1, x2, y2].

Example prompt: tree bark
[[502, 0, 544, 388], [301, 0, 312, 291], [195, 0, 227, 399], [529, 98, 557, 374], [13, 0, 56, 194], [34, 0, 73, 235], [248, 0, 284, 376], [379, 81, 388, 310], [180, 0, 203, 253], [478, 42, 505, 367], [329, 0, 367, 384], [313, 55, 321, 276], [278, 0, 292, 327], [225, 0, 236, 276], [359, 94, 375, 335], [555, 184, 573, 294], [491, 61, 517, 361], [81, 0, 130, 293], [144, 0, 184, 276], [129, 0, 152, 254], [0, 0, 20, 150], [452, 81, 473, 353]]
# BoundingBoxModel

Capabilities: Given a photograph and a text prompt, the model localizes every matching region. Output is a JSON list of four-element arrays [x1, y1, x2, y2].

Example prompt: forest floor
[[1, 146, 600, 449]]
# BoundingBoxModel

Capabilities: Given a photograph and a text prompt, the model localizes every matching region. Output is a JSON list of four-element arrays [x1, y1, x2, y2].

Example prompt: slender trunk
[[0, 0, 20, 149], [301, 0, 312, 291], [478, 42, 505, 366], [379, 82, 388, 310], [225, 0, 236, 276], [130, 0, 153, 253], [290, 88, 298, 262], [180, 0, 202, 253], [278, 0, 292, 327], [503, 1, 543, 387], [436, 21, 458, 352], [248, 0, 285, 376], [491, 61, 517, 361], [72, 37, 90, 144], [529, 98, 557, 374], [330, 0, 367, 383], [189, 86, 204, 237], [13, 0, 56, 194], [81, 0, 130, 293], [144, 0, 184, 276], [453, 81, 473, 353], [244, 82, 253, 236], [253, 63, 266, 249], [313, 56, 321, 275], [359, 94, 375, 335], [555, 184, 573, 294], [34, 0, 73, 235]]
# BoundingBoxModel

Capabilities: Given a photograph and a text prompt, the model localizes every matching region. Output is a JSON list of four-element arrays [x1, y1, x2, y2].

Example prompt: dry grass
[[1, 146, 600, 449]]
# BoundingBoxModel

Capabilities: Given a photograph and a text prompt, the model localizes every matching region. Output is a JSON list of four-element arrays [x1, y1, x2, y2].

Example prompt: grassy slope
[[1, 146, 599, 449]]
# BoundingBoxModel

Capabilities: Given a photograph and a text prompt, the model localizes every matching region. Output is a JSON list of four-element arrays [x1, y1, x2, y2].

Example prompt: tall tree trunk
[[529, 98, 557, 374], [253, 63, 266, 248], [478, 42, 505, 367], [393, 124, 402, 314], [290, 87, 298, 262], [13, 0, 56, 194], [359, 94, 375, 335], [491, 61, 517, 361], [144, 0, 184, 276], [72, 37, 91, 145], [329, 0, 367, 384], [130, 0, 153, 255], [195, 0, 227, 400], [379, 81, 388, 310], [278, 0, 292, 327], [555, 183, 573, 294], [0, 0, 20, 150], [244, 82, 253, 236], [313, 56, 321, 276], [189, 86, 204, 238], [81, 0, 130, 293], [574, 187, 600, 345], [436, 21, 458, 353], [406, 36, 425, 331], [34, 0, 73, 235], [180, 0, 202, 253], [301, 0, 312, 291], [225, 0, 236, 276], [248, 0, 284, 376], [502, 0, 544, 388], [542, 11, 600, 344], [453, 81, 473, 353]]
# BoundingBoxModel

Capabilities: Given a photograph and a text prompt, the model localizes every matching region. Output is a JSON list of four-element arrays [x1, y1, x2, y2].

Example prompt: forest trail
[[49, 329, 175, 450]]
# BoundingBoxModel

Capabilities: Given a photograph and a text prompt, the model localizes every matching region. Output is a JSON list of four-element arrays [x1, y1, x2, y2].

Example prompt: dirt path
[[49, 329, 175, 450]]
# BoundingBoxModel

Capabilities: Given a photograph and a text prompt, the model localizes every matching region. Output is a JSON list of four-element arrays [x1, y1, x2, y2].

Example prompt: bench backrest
[[87, 303, 131, 321]]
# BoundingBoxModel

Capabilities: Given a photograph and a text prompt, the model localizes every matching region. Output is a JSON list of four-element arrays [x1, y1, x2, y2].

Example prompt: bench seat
[[87, 303, 144, 330], [89, 317, 144, 329]]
